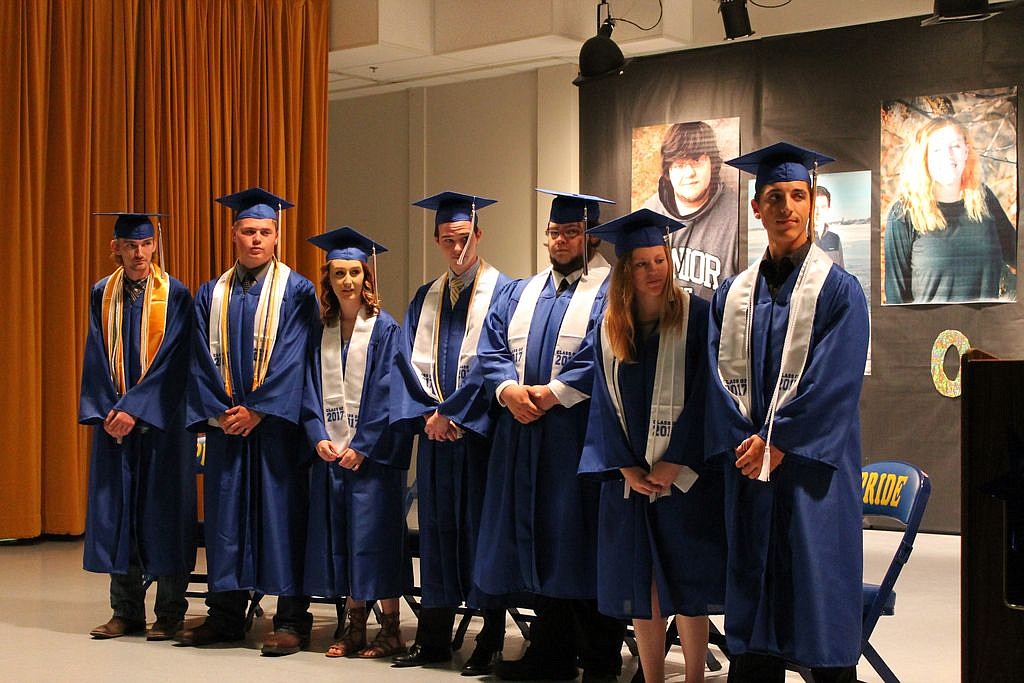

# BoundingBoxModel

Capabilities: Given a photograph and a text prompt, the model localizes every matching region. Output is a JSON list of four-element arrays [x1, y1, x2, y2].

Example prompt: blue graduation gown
[[578, 298, 726, 620], [187, 269, 317, 596], [473, 275, 608, 600], [301, 311, 413, 601], [389, 272, 510, 608], [706, 264, 869, 668], [79, 275, 197, 577]]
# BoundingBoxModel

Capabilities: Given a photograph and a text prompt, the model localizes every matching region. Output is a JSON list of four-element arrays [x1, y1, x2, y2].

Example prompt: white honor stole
[[208, 259, 292, 399], [320, 309, 377, 450], [716, 243, 833, 481], [410, 261, 500, 402], [507, 253, 611, 383], [599, 300, 699, 502]]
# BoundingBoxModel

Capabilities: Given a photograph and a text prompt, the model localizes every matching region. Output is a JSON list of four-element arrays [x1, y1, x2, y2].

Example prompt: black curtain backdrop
[[580, 10, 1024, 532]]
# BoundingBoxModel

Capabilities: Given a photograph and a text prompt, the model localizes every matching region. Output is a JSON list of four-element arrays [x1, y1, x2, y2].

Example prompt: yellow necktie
[[449, 277, 464, 307]]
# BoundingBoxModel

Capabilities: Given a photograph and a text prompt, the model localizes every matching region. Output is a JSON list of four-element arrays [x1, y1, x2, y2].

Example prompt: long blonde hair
[[604, 244, 686, 363], [895, 117, 988, 233]]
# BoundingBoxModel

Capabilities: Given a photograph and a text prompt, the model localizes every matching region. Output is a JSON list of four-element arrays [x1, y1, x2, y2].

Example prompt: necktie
[[449, 277, 464, 307], [241, 272, 257, 294], [556, 276, 572, 295], [124, 278, 146, 303]]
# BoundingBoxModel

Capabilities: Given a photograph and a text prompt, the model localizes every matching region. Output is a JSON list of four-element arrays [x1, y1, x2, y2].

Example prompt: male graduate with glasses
[[390, 192, 511, 675], [707, 144, 869, 682], [474, 190, 626, 683], [80, 212, 197, 642], [179, 188, 318, 656]]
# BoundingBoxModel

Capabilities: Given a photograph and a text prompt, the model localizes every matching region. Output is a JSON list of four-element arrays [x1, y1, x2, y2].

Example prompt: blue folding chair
[[788, 460, 931, 683], [858, 460, 931, 683]]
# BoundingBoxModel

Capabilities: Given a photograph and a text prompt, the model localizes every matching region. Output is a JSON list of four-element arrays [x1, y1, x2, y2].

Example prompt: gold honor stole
[[208, 259, 292, 397], [716, 243, 833, 481], [507, 253, 610, 383], [320, 309, 377, 450], [599, 295, 698, 502], [101, 264, 170, 397], [410, 260, 499, 402]]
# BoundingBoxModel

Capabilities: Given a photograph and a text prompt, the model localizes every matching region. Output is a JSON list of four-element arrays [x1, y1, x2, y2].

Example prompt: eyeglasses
[[544, 227, 584, 241]]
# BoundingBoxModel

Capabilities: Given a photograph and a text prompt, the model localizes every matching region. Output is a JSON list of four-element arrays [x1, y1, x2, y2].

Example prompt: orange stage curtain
[[0, 0, 327, 539]]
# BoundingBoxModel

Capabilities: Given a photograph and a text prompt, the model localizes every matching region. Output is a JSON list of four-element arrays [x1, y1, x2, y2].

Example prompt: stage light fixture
[[921, 0, 1002, 25], [720, 0, 755, 40], [573, 18, 630, 86]]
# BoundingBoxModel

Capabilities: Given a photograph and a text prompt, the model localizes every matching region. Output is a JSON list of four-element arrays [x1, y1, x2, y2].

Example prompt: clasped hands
[[621, 461, 684, 497], [499, 384, 560, 424], [735, 433, 784, 479], [424, 410, 463, 441], [103, 409, 136, 442], [218, 406, 262, 437], [315, 440, 366, 470]]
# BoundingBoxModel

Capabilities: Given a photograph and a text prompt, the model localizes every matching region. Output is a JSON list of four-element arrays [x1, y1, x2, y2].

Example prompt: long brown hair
[[319, 259, 381, 324], [604, 244, 686, 363]]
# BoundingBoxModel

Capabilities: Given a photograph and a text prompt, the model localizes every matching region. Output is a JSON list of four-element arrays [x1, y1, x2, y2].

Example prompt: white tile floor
[[0, 530, 958, 682]]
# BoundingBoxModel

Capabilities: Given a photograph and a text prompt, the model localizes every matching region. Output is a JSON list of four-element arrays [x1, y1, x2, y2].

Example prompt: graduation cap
[[309, 226, 387, 302], [536, 188, 615, 225], [587, 208, 685, 257], [725, 142, 835, 196], [215, 187, 294, 221], [413, 191, 497, 266], [308, 226, 387, 262], [413, 191, 497, 226], [94, 211, 168, 269]]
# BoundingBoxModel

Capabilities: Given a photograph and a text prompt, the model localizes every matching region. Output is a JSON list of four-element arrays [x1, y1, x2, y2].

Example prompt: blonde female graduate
[[885, 116, 1016, 303], [303, 227, 413, 659], [579, 209, 726, 681]]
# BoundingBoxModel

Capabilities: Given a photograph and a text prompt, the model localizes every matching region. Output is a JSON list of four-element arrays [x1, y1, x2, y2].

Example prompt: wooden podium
[[961, 350, 1024, 681]]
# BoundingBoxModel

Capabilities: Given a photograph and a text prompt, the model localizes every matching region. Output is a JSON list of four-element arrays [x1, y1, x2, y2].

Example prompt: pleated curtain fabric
[[0, 0, 327, 538]]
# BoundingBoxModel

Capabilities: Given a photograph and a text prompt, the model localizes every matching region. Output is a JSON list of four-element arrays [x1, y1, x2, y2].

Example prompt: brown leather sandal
[[326, 605, 368, 658], [357, 611, 406, 658]]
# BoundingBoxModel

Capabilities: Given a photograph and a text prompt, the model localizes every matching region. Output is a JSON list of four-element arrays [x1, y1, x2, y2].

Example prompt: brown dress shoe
[[90, 616, 146, 639], [147, 617, 184, 641], [261, 629, 309, 656], [175, 620, 244, 647]]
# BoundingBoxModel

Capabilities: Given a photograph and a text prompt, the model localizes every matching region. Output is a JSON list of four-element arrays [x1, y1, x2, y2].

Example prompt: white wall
[[327, 63, 580, 320]]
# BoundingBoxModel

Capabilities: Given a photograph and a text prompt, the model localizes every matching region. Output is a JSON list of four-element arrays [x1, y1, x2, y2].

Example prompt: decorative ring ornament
[[931, 329, 970, 398]]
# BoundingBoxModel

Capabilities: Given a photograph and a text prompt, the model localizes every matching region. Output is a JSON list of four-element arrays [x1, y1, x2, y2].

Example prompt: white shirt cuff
[[548, 379, 588, 408], [496, 379, 518, 406]]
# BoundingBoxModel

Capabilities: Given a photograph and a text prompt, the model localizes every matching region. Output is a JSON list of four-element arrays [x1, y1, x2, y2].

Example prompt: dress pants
[[415, 605, 507, 653], [527, 595, 626, 676], [109, 540, 188, 623], [205, 590, 312, 636]]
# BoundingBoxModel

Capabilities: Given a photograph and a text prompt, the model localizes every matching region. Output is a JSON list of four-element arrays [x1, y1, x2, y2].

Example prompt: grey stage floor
[[0, 530, 958, 682]]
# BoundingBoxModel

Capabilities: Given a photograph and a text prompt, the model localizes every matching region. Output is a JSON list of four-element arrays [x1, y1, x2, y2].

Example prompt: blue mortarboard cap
[[307, 226, 388, 262], [94, 212, 164, 240], [536, 188, 615, 224], [587, 208, 685, 257], [413, 191, 497, 226], [725, 142, 835, 194], [215, 187, 294, 221]]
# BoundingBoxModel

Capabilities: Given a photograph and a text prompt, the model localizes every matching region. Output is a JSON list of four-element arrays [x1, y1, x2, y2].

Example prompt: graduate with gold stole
[[80, 212, 197, 642]]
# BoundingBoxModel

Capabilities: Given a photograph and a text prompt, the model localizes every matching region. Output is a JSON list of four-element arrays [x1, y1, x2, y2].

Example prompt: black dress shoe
[[581, 671, 620, 683], [392, 643, 453, 668], [493, 652, 578, 681], [461, 645, 501, 676]]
